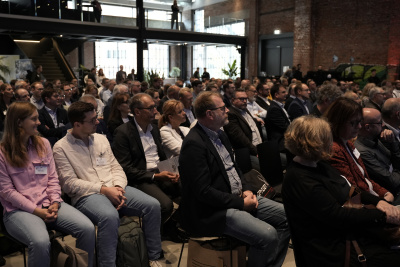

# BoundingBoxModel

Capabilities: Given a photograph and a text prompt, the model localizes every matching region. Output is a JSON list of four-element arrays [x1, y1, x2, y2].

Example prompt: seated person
[[53, 101, 163, 266], [283, 115, 400, 267], [38, 88, 71, 146], [179, 91, 290, 267], [112, 93, 181, 223], [325, 98, 399, 204], [0, 102, 95, 267], [355, 108, 400, 194], [159, 100, 189, 158], [107, 93, 133, 136], [80, 94, 112, 143], [224, 89, 263, 171]]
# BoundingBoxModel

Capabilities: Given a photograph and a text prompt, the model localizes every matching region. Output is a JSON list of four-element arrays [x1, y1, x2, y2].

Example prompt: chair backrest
[[257, 141, 284, 187], [234, 147, 252, 174]]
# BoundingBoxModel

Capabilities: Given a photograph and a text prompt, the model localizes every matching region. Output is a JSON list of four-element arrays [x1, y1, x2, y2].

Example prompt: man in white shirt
[[30, 81, 44, 109], [53, 101, 163, 267], [112, 93, 181, 224], [179, 87, 195, 127], [245, 84, 267, 119]]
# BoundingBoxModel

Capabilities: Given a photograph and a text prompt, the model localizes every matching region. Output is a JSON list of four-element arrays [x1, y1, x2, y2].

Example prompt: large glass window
[[192, 21, 244, 79], [143, 44, 169, 79], [95, 42, 137, 80], [95, 41, 169, 80]]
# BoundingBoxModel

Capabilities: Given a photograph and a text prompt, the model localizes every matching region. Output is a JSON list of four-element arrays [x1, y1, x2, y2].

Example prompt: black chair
[[0, 204, 65, 267], [0, 204, 27, 267]]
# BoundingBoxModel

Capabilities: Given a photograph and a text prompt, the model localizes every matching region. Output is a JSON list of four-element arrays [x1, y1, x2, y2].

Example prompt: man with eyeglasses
[[179, 91, 290, 267], [112, 93, 181, 227], [354, 108, 400, 196], [365, 86, 386, 111], [224, 89, 263, 171], [53, 101, 164, 267], [62, 82, 75, 108], [38, 88, 71, 146], [30, 81, 45, 109], [287, 82, 311, 121]]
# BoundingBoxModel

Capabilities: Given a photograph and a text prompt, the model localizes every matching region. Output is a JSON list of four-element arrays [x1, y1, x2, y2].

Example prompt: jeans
[[3, 203, 95, 267], [75, 186, 162, 267], [224, 196, 290, 267]]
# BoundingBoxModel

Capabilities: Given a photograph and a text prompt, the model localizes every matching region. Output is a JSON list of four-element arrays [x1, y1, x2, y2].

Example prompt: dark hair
[[323, 97, 362, 139], [192, 80, 202, 88], [270, 84, 283, 99], [68, 101, 95, 125], [41, 88, 57, 103], [145, 88, 158, 98], [194, 91, 222, 119], [222, 81, 233, 92], [256, 83, 265, 93], [108, 93, 130, 122], [232, 89, 245, 99]]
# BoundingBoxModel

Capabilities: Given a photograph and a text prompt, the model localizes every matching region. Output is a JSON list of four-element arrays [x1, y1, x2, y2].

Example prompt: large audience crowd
[[0, 64, 400, 267]]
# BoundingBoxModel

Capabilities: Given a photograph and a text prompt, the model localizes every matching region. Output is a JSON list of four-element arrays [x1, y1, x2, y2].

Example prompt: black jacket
[[112, 119, 166, 185], [179, 123, 250, 236]]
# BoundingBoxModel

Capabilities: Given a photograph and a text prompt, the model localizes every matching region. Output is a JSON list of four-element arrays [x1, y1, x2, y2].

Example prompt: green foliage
[[144, 69, 164, 83], [0, 56, 11, 82], [222, 60, 238, 78], [169, 67, 181, 78]]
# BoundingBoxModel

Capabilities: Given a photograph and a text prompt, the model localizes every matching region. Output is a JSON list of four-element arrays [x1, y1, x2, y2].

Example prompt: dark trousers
[[136, 180, 181, 223]]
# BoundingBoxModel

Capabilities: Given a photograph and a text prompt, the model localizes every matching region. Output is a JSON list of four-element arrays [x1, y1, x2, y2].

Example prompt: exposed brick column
[[247, 0, 258, 79], [387, 0, 400, 81], [293, 0, 312, 74]]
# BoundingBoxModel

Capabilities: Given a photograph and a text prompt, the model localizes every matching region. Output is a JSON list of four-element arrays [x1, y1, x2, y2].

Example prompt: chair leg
[[177, 240, 185, 267], [22, 247, 27, 267]]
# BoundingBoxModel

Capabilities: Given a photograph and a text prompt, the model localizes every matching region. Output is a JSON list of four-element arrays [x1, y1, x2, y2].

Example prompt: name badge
[[96, 157, 107, 166], [35, 166, 47, 175], [353, 148, 360, 159]]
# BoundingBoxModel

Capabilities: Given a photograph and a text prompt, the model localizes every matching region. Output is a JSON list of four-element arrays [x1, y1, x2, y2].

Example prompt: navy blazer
[[287, 97, 309, 121], [255, 95, 270, 111], [179, 123, 250, 236], [223, 107, 260, 156], [38, 106, 71, 147], [265, 101, 290, 152], [112, 119, 166, 185]]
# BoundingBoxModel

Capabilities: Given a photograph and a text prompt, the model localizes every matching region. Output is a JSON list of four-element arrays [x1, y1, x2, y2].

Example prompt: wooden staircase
[[31, 49, 66, 82]]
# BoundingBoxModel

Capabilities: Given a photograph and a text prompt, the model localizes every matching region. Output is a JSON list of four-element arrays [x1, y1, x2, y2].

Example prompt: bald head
[[359, 108, 383, 139], [382, 98, 400, 128]]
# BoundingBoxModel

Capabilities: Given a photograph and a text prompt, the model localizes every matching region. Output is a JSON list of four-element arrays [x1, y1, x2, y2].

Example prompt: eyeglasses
[[53, 94, 64, 99], [365, 121, 383, 125], [209, 105, 226, 113], [137, 105, 157, 110], [64, 89, 72, 92], [234, 97, 248, 102], [83, 116, 98, 125], [247, 90, 257, 93]]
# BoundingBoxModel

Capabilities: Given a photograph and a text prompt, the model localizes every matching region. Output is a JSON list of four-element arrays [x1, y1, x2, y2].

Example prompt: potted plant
[[222, 60, 238, 79], [169, 67, 181, 81]]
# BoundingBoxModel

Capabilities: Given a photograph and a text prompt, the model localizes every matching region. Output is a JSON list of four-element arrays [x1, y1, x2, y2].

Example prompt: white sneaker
[[149, 260, 162, 267]]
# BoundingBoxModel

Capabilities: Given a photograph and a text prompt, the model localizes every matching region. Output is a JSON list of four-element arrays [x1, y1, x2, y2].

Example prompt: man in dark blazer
[[112, 93, 180, 223], [287, 82, 311, 121], [255, 82, 271, 111], [224, 90, 263, 155], [116, 65, 127, 84], [179, 91, 290, 267], [38, 88, 71, 147], [265, 84, 290, 153]]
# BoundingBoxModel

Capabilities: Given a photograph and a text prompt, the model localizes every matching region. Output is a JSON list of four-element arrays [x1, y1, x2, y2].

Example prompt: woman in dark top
[[107, 93, 132, 136], [283, 115, 400, 267]]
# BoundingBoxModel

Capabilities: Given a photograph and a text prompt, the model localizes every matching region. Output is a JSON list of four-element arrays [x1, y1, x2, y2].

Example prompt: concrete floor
[[2, 238, 296, 267]]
